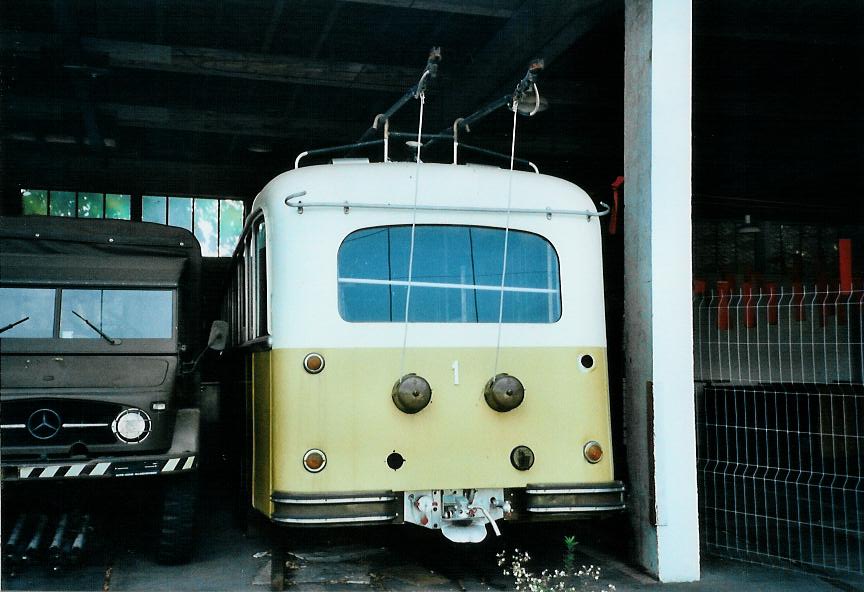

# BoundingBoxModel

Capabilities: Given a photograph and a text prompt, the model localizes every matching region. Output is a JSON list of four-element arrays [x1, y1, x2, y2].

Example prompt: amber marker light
[[303, 353, 325, 374], [303, 449, 327, 473], [583, 441, 604, 464]]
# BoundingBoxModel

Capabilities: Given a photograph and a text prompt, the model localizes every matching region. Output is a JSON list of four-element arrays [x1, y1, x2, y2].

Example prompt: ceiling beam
[[1, 31, 419, 92], [338, 0, 516, 18], [5, 96, 352, 141], [6, 144, 266, 197]]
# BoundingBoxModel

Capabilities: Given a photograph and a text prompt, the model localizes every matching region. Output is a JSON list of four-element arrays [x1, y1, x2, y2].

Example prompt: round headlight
[[303, 449, 327, 473], [484, 373, 525, 412], [112, 409, 152, 443], [391, 374, 432, 414]]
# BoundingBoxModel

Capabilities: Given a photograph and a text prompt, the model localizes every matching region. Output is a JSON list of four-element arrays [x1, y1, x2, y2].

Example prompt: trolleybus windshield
[[337, 225, 561, 323]]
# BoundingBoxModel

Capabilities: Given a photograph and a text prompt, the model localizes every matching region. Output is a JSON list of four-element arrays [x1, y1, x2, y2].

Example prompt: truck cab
[[0, 216, 210, 563]]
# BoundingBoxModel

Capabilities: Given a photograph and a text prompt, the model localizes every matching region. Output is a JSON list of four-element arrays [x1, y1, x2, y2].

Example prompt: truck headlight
[[112, 409, 152, 443]]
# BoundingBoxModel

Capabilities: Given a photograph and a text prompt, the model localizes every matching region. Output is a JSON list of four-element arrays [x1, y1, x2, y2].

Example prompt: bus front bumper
[[269, 481, 626, 527]]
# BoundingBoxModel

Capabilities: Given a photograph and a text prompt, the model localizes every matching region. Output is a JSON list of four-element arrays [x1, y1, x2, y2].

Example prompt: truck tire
[[156, 474, 198, 564]]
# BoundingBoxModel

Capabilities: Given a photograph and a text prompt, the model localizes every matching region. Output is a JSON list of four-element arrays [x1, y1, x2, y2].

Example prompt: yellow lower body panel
[[251, 346, 615, 511]]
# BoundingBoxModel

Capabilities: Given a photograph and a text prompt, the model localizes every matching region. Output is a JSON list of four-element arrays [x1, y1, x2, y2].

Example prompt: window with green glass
[[219, 199, 244, 257], [142, 196, 167, 224], [105, 194, 131, 220], [78, 193, 104, 218], [168, 197, 193, 231], [19, 189, 242, 256], [49, 191, 76, 217], [194, 198, 219, 257], [21, 189, 48, 215]]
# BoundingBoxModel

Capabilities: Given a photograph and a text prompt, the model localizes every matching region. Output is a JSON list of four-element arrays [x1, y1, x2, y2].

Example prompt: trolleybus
[[222, 159, 625, 547]]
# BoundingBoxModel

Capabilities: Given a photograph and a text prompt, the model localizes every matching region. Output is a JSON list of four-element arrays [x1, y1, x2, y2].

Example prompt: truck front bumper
[[1, 408, 199, 482]]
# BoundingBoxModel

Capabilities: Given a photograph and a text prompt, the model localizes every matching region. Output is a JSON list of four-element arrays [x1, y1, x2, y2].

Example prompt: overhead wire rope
[[493, 100, 520, 376], [399, 72, 429, 376]]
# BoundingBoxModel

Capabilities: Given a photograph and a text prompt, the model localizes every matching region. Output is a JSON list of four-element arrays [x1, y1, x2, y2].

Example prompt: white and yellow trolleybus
[[223, 157, 625, 545]]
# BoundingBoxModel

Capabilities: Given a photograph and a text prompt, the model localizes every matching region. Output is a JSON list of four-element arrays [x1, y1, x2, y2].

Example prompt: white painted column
[[623, 0, 699, 582]]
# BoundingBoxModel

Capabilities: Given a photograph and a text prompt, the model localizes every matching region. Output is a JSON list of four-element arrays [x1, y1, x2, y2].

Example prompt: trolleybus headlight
[[303, 353, 325, 374], [391, 374, 432, 414], [510, 445, 535, 471], [303, 449, 327, 473], [484, 373, 525, 412], [112, 409, 151, 444], [583, 441, 604, 464]]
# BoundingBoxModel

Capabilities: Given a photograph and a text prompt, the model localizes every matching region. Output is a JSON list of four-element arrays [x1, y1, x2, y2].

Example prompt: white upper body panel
[[251, 162, 607, 349]]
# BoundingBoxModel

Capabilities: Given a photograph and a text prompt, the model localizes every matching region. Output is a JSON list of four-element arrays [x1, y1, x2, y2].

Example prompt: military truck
[[0, 216, 225, 564]]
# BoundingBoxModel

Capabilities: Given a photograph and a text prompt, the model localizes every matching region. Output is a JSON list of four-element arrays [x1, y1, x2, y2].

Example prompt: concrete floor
[[2, 477, 862, 592]]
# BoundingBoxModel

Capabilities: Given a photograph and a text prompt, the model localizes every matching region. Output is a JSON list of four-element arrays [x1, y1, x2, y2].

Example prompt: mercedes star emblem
[[26, 409, 62, 440]]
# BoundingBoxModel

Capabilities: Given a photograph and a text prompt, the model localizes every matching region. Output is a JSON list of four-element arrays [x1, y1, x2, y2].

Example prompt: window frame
[[226, 210, 270, 348], [336, 224, 563, 324]]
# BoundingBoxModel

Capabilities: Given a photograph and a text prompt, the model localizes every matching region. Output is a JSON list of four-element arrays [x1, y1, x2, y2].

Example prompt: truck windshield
[[0, 287, 174, 339], [0, 288, 55, 337]]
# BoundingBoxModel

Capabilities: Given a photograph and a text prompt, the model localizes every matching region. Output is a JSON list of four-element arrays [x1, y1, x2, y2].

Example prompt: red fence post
[[766, 283, 778, 325], [839, 239, 852, 294], [717, 281, 730, 330], [743, 282, 756, 328], [792, 282, 805, 322]]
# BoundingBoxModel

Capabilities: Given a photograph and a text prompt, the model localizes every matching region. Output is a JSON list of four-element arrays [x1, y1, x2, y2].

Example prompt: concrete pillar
[[623, 0, 699, 582]]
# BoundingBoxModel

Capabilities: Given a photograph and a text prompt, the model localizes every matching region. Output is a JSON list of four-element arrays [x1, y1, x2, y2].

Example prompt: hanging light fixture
[[738, 214, 761, 234]]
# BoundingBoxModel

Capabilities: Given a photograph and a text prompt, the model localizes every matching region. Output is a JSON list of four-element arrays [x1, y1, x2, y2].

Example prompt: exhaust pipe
[[4, 513, 28, 563], [22, 514, 49, 562], [48, 513, 69, 571], [69, 514, 91, 565]]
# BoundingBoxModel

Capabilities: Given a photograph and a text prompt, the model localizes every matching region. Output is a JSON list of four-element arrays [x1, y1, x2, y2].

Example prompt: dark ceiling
[[1, 0, 862, 220]]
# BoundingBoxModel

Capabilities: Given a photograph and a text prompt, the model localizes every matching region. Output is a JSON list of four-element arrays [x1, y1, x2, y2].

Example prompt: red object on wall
[[839, 239, 853, 294], [608, 176, 624, 235], [717, 281, 730, 330], [766, 283, 778, 325]]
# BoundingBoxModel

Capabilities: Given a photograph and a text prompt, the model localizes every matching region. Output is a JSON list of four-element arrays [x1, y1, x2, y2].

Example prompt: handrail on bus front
[[293, 137, 539, 173], [283, 196, 610, 220]]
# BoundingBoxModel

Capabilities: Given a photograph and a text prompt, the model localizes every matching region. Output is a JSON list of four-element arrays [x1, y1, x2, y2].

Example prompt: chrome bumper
[[521, 481, 626, 517], [269, 482, 625, 526]]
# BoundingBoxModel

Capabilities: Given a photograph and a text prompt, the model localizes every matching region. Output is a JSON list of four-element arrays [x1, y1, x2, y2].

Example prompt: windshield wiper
[[71, 310, 122, 345], [0, 316, 30, 334]]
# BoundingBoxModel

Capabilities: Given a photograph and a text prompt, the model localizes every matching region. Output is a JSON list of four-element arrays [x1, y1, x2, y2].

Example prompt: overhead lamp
[[738, 214, 760, 234], [44, 134, 78, 145]]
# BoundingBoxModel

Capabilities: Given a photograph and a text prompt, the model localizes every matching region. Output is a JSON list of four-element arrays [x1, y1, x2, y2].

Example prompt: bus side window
[[244, 233, 253, 342], [234, 259, 244, 345], [254, 219, 268, 336]]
